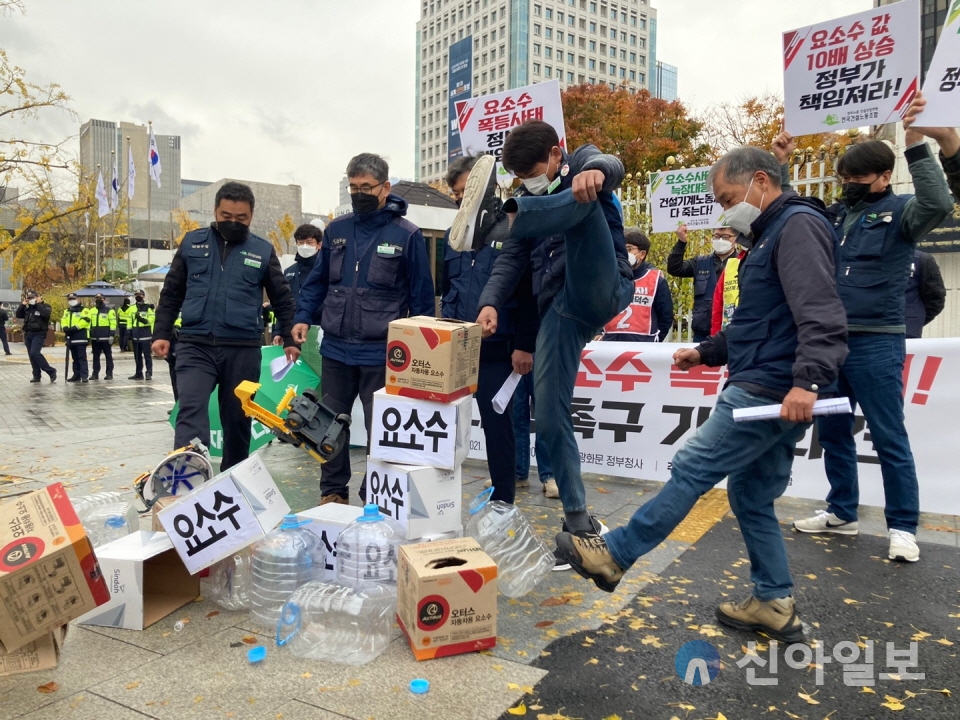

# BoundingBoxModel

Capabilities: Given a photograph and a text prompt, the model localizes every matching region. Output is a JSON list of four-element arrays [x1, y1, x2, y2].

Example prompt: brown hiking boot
[[555, 532, 624, 592], [715, 595, 805, 643], [319, 494, 349, 506]]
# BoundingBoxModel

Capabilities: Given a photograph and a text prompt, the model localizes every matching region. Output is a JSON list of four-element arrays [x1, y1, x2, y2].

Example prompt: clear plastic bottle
[[465, 487, 553, 597], [71, 491, 126, 519], [207, 549, 251, 611], [249, 515, 325, 628], [335, 504, 406, 587], [275, 580, 395, 665], [81, 502, 139, 548]]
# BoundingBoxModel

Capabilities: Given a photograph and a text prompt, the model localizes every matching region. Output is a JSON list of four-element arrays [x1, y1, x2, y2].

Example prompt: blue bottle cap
[[105, 516, 128, 529], [409, 678, 429, 694], [279, 514, 311, 529], [247, 646, 267, 663], [357, 504, 383, 523]]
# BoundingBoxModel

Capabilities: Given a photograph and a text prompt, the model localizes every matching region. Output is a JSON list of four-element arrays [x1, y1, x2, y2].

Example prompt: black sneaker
[[145, 372, 152, 381], [90, 375, 99, 381], [30, 377, 41, 383], [129, 374, 144, 380], [553, 516, 610, 571], [66, 376, 80, 383], [104, 374, 113, 380], [449, 155, 497, 252], [49, 369, 57, 383], [80, 378, 89, 383]]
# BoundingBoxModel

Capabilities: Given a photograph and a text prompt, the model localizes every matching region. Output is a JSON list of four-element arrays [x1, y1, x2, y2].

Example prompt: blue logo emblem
[[675, 640, 721, 686]]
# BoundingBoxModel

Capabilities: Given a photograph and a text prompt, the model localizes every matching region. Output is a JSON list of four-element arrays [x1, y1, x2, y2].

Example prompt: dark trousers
[[68, 343, 88, 379], [476, 341, 517, 504], [175, 342, 261, 471], [91, 340, 114, 377], [25, 332, 53, 379], [118, 325, 128, 351], [0, 327, 10, 354], [319, 355, 385, 500], [167, 336, 179, 400], [133, 339, 153, 376]]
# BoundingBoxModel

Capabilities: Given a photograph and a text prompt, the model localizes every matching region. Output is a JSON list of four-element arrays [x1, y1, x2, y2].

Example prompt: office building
[[654, 60, 677, 101], [416, 0, 658, 184]]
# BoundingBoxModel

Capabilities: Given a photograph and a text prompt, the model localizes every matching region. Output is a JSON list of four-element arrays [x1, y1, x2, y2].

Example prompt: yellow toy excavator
[[235, 381, 352, 464]]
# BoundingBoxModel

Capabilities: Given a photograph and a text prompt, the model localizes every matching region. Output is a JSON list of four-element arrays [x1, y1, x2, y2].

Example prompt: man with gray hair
[[555, 144, 848, 643], [293, 153, 435, 505]]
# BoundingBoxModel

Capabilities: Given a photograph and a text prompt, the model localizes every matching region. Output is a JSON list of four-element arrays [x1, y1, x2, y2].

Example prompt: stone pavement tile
[[294, 638, 546, 720], [90, 626, 334, 720], [0, 626, 160, 719], [266, 700, 352, 720], [16, 692, 154, 720]]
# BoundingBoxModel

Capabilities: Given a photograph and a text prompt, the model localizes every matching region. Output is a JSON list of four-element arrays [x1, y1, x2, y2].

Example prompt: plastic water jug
[[466, 487, 553, 597], [335, 504, 406, 587], [80, 502, 139, 548], [208, 550, 252, 611], [276, 580, 395, 665], [249, 515, 325, 627]]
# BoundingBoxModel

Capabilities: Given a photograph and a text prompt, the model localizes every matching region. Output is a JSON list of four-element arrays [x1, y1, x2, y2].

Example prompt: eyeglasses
[[347, 182, 383, 195], [712, 233, 737, 241]]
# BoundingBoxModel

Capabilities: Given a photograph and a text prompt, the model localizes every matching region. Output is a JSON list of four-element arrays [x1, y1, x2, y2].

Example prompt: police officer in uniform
[[117, 297, 132, 351], [62, 292, 91, 382], [16, 290, 56, 382], [89, 294, 116, 380], [128, 290, 155, 380], [153, 182, 299, 471]]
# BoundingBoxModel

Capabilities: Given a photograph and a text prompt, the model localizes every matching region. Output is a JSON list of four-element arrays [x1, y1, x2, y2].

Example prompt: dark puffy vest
[[179, 227, 271, 342], [903, 253, 925, 339], [691, 254, 718, 338], [442, 234, 516, 337]]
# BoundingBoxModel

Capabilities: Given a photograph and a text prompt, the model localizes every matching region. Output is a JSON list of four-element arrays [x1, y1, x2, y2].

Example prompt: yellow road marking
[[667, 488, 731, 543]]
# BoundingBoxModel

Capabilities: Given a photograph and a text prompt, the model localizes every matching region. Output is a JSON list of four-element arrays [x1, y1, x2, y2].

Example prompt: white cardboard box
[[295, 504, 364, 580], [75, 532, 198, 631], [365, 458, 462, 540], [369, 390, 472, 470]]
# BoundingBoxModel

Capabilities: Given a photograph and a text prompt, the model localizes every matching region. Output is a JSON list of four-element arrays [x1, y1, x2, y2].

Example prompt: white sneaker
[[793, 510, 858, 536], [888, 529, 920, 563], [542, 478, 560, 499], [449, 155, 496, 251]]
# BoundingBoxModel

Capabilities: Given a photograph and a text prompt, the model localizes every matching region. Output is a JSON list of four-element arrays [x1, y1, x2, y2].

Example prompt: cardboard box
[[296, 503, 363, 580], [0, 626, 66, 677], [157, 455, 290, 575], [415, 525, 463, 543], [397, 537, 497, 661], [76, 532, 198, 631], [0, 483, 109, 652], [150, 496, 177, 532], [365, 458, 462, 540], [385, 317, 481, 402], [370, 390, 472, 469]]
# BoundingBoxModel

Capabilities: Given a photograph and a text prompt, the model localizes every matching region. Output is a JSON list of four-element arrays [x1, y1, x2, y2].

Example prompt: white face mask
[[712, 238, 735, 256], [627, 252, 638, 266], [28, 299, 37, 306], [297, 244, 318, 259], [68, 300, 78, 307], [722, 178, 764, 237], [522, 173, 551, 196]]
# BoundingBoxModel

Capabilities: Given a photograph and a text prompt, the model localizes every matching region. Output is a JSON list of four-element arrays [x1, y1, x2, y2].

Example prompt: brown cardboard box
[[0, 626, 66, 677], [385, 317, 482, 403], [397, 537, 497, 661], [0, 484, 109, 652], [150, 496, 176, 532]]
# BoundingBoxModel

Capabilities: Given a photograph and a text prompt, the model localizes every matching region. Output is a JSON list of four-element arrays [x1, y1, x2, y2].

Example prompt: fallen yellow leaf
[[36, 682, 59, 694], [347, 679, 362, 687], [798, 692, 820, 705], [843, 598, 861, 605], [507, 703, 527, 715], [937, 638, 954, 646], [585, 657, 599, 665], [667, 703, 696, 711], [241, 635, 258, 644], [124, 681, 141, 690], [861, 687, 876, 694], [301, 672, 312, 679], [614, 645, 634, 653], [804, 574, 817, 580], [881, 696, 905, 711], [601, 716, 622, 720]]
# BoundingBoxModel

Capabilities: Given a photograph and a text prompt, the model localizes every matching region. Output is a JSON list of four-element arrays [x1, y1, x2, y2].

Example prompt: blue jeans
[[604, 386, 809, 601], [817, 333, 918, 533], [512, 370, 553, 482], [509, 189, 632, 515]]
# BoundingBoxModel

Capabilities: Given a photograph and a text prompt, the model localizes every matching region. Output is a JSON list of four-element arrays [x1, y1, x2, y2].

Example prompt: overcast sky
[[5, 0, 870, 213]]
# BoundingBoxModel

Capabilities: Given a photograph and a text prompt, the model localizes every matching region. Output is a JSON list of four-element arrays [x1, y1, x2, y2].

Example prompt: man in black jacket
[[904, 250, 946, 339], [471, 120, 634, 557], [667, 224, 737, 342], [16, 290, 56, 383], [0, 303, 10, 355]]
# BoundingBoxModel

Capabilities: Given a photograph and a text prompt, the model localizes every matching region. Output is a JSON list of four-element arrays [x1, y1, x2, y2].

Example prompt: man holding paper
[[555, 146, 849, 643]]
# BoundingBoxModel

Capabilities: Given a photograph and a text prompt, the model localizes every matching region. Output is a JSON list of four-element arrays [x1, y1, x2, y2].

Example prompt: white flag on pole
[[127, 144, 136, 199], [110, 157, 119, 210], [148, 124, 162, 188], [95, 171, 110, 218]]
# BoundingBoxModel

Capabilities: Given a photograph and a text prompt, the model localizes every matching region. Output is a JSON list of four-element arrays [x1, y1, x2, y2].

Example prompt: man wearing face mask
[[793, 101, 954, 564], [62, 293, 92, 383], [128, 290, 155, 380], [117, 297, 132, 352], [88, 294, 116, 380], [16, 290, 56, 383], [555, 146, 848, 643], [153, 182, 300, 471], [600, 228, 673, 342], [292, 154, 435, 504]]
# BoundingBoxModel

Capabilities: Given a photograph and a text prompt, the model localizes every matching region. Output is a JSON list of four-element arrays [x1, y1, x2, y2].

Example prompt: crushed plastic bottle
[[81, 502, 139, 548], [249, 515, 325, 628], [276, 580, 396, 665], [208, 550, 252, 611], [465, 487, 553, 597], [71, 491, 126, 517], [335, 504, 406, 587]]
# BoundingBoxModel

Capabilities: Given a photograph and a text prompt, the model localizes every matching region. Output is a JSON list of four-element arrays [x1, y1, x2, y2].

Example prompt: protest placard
[[783, 0, 920, 136], [915, 1, 960, 127], [649, 166, 724, 233]]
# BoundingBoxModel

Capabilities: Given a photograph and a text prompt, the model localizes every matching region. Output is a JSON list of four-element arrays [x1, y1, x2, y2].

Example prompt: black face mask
[[841, 181, 873, 208], [215, 220, 249, 244], [455, 198, 463, 209], [351, 192, 381, 216]]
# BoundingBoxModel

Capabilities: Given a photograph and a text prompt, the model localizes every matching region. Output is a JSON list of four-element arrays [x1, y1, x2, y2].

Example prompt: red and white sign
[[469, 339, 960, 515], [782, 0, 920, 136]]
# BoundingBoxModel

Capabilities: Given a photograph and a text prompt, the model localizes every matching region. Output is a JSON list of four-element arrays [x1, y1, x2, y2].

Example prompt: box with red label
[[397, 537, 497, 661], [385, 317, 482, 402], [0, 483, 109, 652]]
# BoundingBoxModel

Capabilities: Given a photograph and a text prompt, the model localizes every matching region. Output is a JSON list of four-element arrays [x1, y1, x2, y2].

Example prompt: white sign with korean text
[[297, 504, 361, 580], [369, 391, 471, 470], [455, 79, 566, 165], [783, 0, 920, 136], [228, 454, 290, 533], [365, 458, 462, 540], [649, 166, 725, 233], [469, 339, 960, 515], [916, 1, 960, 127]]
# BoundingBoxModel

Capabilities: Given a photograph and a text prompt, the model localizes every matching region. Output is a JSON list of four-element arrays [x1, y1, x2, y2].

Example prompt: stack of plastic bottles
[[207, 549, 252, 611], [71, 491, 140, 548], [249, 515, 326, 627], [277, 504, 405, 665], [466, 487, 553, 597]]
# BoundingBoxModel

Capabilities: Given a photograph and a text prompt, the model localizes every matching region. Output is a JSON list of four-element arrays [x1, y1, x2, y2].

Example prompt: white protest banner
[[369, 390, 471, 470], [649, 166, 724, 233], [916, 1, 960, 127], [783, 0, 920, 136], [365, 459, 462, 540], [455, 79, 566, 167], [469, 339, 960, 516]]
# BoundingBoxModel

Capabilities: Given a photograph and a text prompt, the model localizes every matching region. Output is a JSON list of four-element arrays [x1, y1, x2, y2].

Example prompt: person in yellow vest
[[62, 292, 92, 382], [600, 228, 673, 342], [710, 229, 746, 335], [128, 289, 155, 380], [117, 297, 133, 352], [89, 294, 117, 380]]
